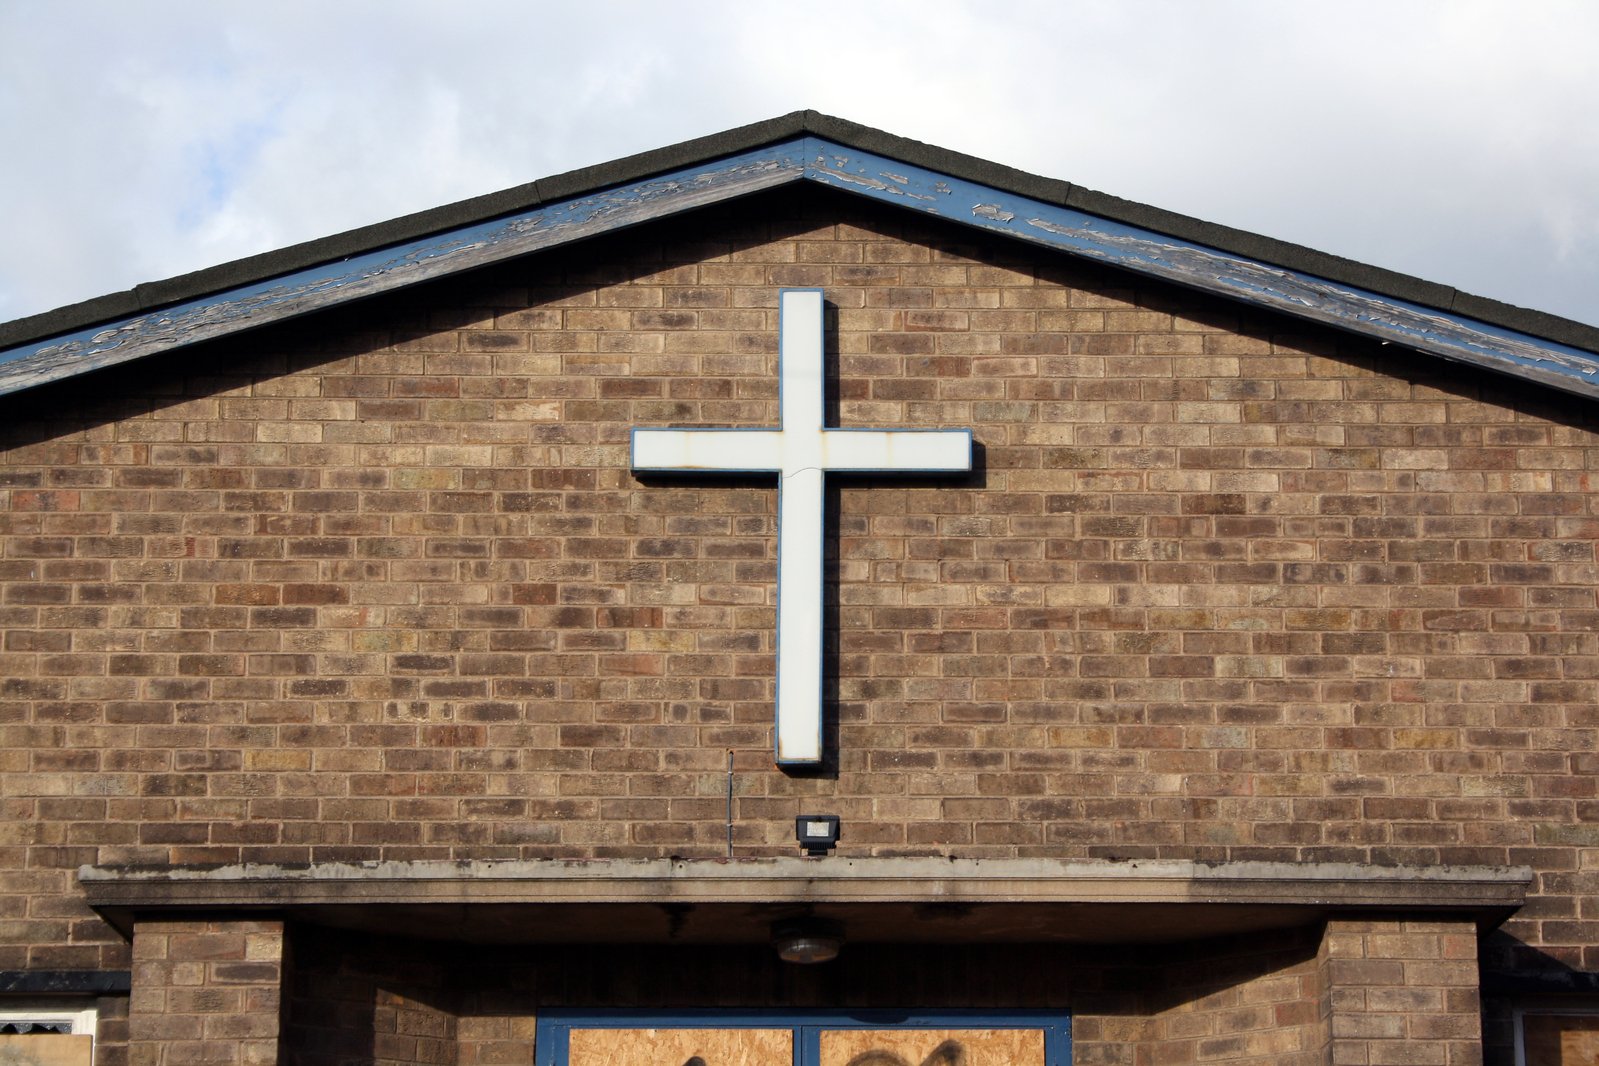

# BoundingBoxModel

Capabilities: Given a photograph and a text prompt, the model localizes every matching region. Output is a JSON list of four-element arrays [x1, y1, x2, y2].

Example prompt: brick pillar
[[1318, 917, 1482, 1065], [128, 919, 285, 1066]]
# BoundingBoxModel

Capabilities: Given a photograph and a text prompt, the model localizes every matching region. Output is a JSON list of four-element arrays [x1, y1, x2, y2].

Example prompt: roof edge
[[2, 110, 1596, 358], [0, 111, 816, 352]]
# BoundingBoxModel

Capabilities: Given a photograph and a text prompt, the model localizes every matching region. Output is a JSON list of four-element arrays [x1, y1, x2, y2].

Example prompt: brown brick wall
[[93, 993, 131, 1066], [126, 920, 282, 1066], [284, 927, 455, 1066], [1320, 918, 1483, 1065], [2, 186, 1597, 983], [1131, 929, 1325, 1064]]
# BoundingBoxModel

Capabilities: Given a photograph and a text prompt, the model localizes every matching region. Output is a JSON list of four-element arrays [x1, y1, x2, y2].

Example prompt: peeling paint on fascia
[[1021, 216, 1599, 387], [9, 134, 1599, 404], [1, 150, 807, 395], [809, 162, 938, 202]]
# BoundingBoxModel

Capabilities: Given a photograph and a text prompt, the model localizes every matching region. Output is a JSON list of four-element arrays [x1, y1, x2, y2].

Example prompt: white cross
[[631, 289, 972, 764]]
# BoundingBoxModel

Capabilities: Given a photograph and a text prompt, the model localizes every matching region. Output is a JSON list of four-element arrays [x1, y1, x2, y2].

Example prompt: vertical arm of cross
[[773, 290, 828, 763]]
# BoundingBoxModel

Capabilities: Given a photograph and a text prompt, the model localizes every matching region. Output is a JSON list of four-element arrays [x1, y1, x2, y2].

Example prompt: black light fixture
[[771, 917, 844, 964], [796, 814, 840, 857]]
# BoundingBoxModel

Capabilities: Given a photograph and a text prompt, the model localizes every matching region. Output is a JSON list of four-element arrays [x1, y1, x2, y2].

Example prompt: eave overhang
[[79, 857, 1529, 947], [4, 117, 1599, 401]]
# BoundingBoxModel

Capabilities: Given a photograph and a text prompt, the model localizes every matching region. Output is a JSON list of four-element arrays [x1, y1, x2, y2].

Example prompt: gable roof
[[3, 110, 1598, 399]]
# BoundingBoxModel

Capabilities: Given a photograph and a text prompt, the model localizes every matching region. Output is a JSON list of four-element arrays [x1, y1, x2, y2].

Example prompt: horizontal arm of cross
[[632, 427, 972, 474]]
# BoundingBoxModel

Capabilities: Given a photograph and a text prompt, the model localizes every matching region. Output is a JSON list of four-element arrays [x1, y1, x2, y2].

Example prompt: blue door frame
[[534, 1009, 1071, 1066]]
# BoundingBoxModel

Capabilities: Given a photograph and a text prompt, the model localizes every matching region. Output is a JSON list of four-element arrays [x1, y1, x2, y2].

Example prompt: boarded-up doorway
[[543, 1012, 1068, 1066]]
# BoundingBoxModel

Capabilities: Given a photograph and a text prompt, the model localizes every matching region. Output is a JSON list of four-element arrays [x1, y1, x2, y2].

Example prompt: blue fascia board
[[799, 138, 1599, 397], [0, 144, 809, 396], [2, 135, 1596, 400]]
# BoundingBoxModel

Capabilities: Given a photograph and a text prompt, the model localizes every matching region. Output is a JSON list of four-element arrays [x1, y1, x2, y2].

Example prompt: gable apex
[[2, 112, 1596, 399]]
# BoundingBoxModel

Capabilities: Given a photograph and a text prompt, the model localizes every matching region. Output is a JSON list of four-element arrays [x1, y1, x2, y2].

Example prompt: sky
[[1, 0, 1597, 332]]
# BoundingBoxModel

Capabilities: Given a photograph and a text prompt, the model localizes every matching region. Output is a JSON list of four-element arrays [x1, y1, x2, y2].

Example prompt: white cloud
[[1, 0, 1595, 329]]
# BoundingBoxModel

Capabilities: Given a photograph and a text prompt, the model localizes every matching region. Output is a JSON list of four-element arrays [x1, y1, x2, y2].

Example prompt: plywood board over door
[[819, 1028, 1044, 1066], [568, 1027, 793, 1066], [0, 1034, 94, 1066]]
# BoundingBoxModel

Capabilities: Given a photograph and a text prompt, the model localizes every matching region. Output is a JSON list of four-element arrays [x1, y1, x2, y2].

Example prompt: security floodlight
[[796, 814, 840, 857]]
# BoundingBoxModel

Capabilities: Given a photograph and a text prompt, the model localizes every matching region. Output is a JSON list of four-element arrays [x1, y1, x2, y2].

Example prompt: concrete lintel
[[80, 856, 1528, 909], [78, 858, 1528, 947]]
